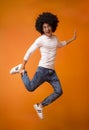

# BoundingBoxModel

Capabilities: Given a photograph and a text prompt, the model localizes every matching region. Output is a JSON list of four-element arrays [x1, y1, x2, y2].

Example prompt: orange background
[[0, 0, 89, 130]]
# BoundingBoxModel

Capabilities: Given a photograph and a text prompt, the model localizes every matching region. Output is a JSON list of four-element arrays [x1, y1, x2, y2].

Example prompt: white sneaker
[[34, 104, 44, 119], [10, 64, 22, 74]]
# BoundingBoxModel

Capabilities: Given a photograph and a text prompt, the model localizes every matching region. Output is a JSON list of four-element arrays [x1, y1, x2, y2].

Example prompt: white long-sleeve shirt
[[24, 34, 67, 70]]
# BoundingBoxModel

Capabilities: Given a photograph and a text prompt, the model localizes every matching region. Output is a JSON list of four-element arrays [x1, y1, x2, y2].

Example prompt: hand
[[66, 30, 77, 44], [19, 68, 25, 74], [19, 65, 25, 74], [19, 60, 27, 74], [72, 30, 77, 41]]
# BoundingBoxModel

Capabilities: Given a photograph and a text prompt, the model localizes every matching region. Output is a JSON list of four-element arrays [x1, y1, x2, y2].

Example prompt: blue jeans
[[21, 67, 63, 107]]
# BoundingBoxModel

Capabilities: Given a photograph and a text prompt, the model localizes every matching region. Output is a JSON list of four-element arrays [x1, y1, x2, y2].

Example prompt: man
[[10, 12, 76, 119]]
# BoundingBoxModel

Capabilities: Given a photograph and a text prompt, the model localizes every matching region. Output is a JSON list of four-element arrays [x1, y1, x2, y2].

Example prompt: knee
[[26, 87, 35, 92], [60, 89, 63, 96], [25, 84, 35, 92], [55, 89, 63, 97]]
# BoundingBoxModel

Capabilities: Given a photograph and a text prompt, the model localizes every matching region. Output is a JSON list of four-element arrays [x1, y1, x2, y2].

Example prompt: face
[[42, 23, 52, 37]]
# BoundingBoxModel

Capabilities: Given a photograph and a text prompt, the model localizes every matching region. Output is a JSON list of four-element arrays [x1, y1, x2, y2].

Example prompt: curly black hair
[[35, 12, 59, 34]]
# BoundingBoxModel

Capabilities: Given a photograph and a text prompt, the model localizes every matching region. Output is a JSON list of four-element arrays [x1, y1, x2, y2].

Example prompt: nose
[[46, 27, 49, 31]]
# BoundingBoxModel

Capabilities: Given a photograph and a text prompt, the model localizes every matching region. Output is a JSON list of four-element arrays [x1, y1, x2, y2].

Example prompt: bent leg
[[41, 71, 63, 107], [21, 72, 33, 91], [21, 67, 46, 92]]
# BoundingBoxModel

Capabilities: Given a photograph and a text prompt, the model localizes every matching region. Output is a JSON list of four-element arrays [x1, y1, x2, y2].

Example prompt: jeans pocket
[[48, 69, 54, 75]]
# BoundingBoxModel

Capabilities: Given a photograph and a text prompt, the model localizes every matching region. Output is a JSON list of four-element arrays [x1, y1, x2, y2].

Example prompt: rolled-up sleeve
[[58, 41, 67, 48]]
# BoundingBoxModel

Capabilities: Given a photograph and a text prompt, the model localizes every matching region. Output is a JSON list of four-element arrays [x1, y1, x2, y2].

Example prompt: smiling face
[[42, 23, 53, 37]]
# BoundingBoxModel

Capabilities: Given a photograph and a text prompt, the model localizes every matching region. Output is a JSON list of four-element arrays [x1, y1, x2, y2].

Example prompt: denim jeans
[[21, 66, 63, 107]]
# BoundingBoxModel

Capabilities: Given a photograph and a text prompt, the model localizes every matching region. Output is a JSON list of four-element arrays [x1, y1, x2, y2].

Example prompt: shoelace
[[15, 67, 19, 70], [37, 109, 42, 113]]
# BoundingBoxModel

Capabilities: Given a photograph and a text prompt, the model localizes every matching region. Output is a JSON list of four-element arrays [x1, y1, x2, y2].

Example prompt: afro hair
[[35, 12, 59, 34]]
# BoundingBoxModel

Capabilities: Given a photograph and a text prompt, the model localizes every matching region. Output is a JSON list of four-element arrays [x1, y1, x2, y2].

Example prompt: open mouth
[[46, 31, 51, 34], [45, 31, 52, 37], [46, 31, 50, 33]]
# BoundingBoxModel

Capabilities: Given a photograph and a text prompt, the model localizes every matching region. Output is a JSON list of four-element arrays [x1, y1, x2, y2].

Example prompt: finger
[[74, 29, 77, 35]]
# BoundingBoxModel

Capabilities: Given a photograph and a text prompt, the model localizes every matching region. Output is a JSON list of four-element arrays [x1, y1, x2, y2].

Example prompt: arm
[[66, 30, 76, 45], [19, 40, 40, 73], [58, 30, 76, 47]]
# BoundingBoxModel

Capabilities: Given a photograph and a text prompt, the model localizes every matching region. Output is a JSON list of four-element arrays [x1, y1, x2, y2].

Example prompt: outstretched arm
[[66, 30, 77, 45], [58, 30, 77, 47]]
